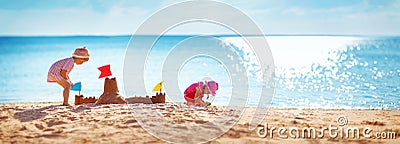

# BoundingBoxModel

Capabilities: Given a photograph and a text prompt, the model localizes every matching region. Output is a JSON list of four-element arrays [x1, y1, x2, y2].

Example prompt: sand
[[0, 102, 399, 143], [95, 77, 126, 105]]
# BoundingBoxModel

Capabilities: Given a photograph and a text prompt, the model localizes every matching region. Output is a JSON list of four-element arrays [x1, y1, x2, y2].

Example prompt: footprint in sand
[[361, 120, 386, 126], [194, 119, 208, 124], [0, 115, 9, 120], [19, 123, 45, 133], [38, 133, 62, 138], [43, 128, 56, 132], [46, 119, 68, 127], [34, 123, 45, 130], [13, 110, 47, 122]]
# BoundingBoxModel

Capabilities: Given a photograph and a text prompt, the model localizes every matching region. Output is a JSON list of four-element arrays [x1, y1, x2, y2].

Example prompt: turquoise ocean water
[[0, 35, 399, 109]]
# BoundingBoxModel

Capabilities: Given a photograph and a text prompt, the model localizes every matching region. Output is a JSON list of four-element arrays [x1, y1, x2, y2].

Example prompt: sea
[[0, 35, 399, 109]]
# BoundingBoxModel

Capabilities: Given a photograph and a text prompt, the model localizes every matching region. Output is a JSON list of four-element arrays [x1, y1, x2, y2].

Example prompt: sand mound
[[96, 77, 126, 104]]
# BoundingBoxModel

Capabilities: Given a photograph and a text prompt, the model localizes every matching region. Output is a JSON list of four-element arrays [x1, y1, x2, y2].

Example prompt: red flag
[[98, 64, 112, 79]]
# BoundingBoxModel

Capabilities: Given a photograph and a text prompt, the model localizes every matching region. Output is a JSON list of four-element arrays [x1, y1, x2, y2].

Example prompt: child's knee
[[61, 84, 71, 90], [64, 84, 71, 89], [57, 80, 70, 89], [186, 101, 195, 106]]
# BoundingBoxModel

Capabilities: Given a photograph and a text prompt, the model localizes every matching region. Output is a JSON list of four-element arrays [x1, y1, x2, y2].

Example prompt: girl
[[47, 47, 90, 106], [184, 80, 218, 107]]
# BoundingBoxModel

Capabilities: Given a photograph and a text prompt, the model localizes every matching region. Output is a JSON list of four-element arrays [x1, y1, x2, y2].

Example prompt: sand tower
[[96, 77, 126, 104]]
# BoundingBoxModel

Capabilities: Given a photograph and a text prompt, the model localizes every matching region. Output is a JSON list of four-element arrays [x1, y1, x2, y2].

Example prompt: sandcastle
[[95, 77, 126, 104], [74, 95, 97, 105], [151, 92, 165, 103], [126, 92, 166, 104], [73, 77, 165, 105], [126, 96, 153, 104]]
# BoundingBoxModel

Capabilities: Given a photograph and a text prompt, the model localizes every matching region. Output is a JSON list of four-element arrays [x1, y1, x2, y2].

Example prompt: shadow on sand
[[13, 105, 63, 122]]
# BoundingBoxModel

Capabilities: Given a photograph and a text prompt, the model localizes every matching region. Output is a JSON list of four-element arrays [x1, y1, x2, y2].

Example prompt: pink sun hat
[[72, 46, 90, 58], [206, 80, 219, 96]]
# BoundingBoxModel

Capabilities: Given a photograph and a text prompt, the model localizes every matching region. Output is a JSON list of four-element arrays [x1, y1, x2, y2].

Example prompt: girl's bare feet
[[194, 97, 208, 107], [62, 103, 71, 106]]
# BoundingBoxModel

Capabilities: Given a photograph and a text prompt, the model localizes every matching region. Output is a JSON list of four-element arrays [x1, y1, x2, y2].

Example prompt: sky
[[0, 0, 399, 36]]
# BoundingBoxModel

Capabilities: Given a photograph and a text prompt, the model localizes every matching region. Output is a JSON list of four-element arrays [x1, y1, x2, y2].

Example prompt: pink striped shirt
[[47, 57, 74, 82]]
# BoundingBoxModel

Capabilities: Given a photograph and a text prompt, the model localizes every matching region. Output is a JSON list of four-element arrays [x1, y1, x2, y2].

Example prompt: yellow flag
[[152, 81, 164, 92]]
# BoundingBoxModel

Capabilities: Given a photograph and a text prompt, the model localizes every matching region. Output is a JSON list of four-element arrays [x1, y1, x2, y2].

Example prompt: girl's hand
[[60, 70, 69, 80], [194, 97, 207, 107], [67, 80, 73, 88]]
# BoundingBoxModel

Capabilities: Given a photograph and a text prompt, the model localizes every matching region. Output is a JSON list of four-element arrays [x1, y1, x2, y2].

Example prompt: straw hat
[[72, 46, 90, 59]]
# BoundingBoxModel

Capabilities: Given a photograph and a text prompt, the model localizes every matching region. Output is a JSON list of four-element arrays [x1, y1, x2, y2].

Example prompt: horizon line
[[0, 33, 399, 37]]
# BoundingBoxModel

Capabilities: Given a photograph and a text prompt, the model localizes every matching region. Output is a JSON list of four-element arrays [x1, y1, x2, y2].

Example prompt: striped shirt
[[47, 57, 74, 82]]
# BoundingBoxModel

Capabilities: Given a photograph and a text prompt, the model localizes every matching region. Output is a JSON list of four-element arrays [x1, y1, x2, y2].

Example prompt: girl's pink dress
[[184, 82, 204, 102]]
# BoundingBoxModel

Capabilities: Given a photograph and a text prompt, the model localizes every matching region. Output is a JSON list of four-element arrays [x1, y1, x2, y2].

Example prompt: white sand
[[0, 102, 399, 143]]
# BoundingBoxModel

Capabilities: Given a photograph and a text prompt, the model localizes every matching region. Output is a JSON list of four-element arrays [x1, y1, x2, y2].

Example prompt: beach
[[0, 102, 399, 143]]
